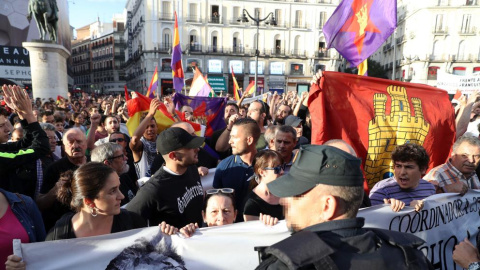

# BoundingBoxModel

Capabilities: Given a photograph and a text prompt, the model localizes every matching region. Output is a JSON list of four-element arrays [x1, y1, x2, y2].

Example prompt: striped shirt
[[423, 160, 480, 191], [369, 177, 435, 206]]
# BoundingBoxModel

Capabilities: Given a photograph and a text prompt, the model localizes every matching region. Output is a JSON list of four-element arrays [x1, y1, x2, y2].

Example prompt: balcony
[[317, 0, 333, 3], [429, 54, 446, 61], [186, 16, 202, 23], [159, 13, 174, 21], [158, 43, 171, 52], [226, 46, 245, 54], [316, 51, 330, 58], [459, 27, 477, 35], [208, 15, 222, 24], [291, 50, 306, 58], [272, 22, 288, 28], [271, 48, 286, 56], [456, 54, 470, 62], [207, 46, 224, 54], [396, 36, 407, 44], [291, 22, 309, 29], [188, 44, 203, 53], [432, 26, 449, 34]]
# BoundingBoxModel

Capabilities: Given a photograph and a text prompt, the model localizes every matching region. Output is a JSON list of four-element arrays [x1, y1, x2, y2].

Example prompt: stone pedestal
[[22, 41, 70, 100]]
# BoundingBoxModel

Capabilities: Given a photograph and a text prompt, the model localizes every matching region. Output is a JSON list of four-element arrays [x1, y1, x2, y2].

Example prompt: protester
[[0, 85, 50, 197], [274, 125, 297, 173], [212, 102, 239, 159], [369, 143, 435, 212], [180, 105, 194, 121], [45, 162, 145, 240], [452, 238, 480, 269], [213, 118, 260, 222], [247, 101, 268, 150], [91, 143, 137, 205], [108, 131, 138, 184], [256, 145, 433, 269], [36, 127, 89, 232], [126, 127, 204, 228], [283, 115, 309, 148], [129, 99, 161, 178], [35, 123, 62, 198], [203, 188, 237, 227], [92, 114, 121, 146], [1, 188, 45, 270], [424, 135, 480, 194], [273, 104, 292, 125], [243, 150, 284, 223], [264, 125, 278, 150]]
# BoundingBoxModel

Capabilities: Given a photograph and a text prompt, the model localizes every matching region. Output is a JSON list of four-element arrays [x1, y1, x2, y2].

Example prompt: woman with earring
[[46, 162, 146, 240], [243, 150, 284, 223]]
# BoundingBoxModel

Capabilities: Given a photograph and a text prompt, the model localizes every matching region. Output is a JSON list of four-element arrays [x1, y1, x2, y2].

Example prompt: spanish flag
[[244, 80, 256, 97]]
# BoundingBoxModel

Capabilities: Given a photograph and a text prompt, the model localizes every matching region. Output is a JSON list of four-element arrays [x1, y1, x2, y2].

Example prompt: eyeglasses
[[264, 165, 284, 174], [108, 154, 125, 161], [109, 138, 125, 143], [206, 188, 235, 195]]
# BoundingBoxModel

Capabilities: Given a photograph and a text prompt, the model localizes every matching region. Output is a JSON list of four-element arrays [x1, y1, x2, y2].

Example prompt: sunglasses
[[206, 188, 235, 195], [107, 154, 125, 161], [264, 165, 284, 174], [109, 138, 125, 143]]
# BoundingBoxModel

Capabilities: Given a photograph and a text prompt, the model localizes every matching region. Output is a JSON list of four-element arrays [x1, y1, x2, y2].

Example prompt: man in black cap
[[284, 115, 309, 148], [126, 127, 205, 228], [256, 144, 432, 270]]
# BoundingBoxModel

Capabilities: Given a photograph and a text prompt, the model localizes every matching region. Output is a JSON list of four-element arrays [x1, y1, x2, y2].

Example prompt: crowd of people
[[1, 69, 480, 269]]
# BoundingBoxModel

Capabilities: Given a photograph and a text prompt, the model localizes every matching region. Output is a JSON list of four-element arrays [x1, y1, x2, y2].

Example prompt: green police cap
[[267, 144, 363, 198]]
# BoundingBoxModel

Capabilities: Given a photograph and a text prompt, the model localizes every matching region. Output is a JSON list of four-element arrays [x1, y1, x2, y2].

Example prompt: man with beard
[[213, 118, 260, 221], [129, 99, 161, 178], [36, 127, 88, 231], [273, 104, 292, 125], [91, 142, 138, 205], [425, 135, 480, 194], [127, 127, 205, 228], [256, 145, 433, 270], [88, 114, 121, 147]]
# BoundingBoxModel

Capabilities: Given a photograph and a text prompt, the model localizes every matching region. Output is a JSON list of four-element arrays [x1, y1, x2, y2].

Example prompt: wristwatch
[[469, 262, 480, 270]]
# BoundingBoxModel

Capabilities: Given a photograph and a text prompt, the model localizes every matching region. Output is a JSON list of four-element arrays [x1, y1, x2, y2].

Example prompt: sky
[[69, 0, 126, 29]]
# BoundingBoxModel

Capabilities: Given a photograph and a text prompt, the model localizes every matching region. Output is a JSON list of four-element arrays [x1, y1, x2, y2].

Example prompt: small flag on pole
[[146, 66, 158, 98], [171, 11, 185, 93]]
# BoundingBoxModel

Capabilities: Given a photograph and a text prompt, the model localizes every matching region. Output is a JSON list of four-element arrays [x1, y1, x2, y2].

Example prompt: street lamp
[[238, 10, 276, 94]]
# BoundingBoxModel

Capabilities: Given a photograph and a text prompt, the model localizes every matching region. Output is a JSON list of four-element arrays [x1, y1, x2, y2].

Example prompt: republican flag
[[308, 71, 456, 189], [189, 67, 213, 97], [244, 80, 256, 97], [171, 11, 185, 93], [323, 0, 397, 68], [231, 66, 240, 101], [173, 93, 227, 137], [146, 66, 158, 98]]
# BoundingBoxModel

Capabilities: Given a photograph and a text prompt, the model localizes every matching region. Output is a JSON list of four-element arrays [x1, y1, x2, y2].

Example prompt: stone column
[[22, 41, 70, 100]]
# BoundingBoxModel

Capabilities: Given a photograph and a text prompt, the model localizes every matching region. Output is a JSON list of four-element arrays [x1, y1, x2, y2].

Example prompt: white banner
[[437, 70, 480, 94], [19, 192, 480, 269]]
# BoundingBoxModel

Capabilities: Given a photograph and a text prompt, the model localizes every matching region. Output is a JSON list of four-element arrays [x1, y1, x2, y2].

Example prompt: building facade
[[371, 0, 480, 89], [71, 16, 127, 94], [123, 0, 342, 95]]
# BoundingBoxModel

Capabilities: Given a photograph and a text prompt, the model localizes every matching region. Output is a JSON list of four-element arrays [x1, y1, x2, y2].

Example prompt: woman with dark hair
[[243, 150, 284, 223], [46, 162, 146, 240]]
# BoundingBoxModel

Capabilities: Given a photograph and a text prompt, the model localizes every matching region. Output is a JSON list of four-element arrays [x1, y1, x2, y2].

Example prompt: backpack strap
[[265, 231, 339, 270]]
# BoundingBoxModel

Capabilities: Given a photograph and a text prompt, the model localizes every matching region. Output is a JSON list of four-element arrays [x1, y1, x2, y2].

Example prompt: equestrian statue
[[27, 0, 59, 42]]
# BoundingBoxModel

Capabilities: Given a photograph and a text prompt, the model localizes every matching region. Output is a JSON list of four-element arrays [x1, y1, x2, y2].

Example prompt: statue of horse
[[27, 0, 59, 42]]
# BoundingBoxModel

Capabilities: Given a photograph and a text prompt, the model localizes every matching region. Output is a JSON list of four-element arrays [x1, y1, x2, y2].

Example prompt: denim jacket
[[1, 188, 46, 242]]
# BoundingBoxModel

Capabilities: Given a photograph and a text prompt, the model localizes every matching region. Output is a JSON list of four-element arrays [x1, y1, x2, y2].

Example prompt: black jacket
[[256, 218, 433, 270]]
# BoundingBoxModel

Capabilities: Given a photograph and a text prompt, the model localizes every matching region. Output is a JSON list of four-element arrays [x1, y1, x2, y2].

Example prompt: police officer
[[256, 145, 433, 270]]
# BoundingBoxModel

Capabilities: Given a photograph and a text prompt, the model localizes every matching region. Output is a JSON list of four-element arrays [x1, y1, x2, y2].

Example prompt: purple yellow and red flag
[[323, 0, 396, 73], [231, 66, 240, 101], [189, 67, 213, 97], [308, 71, 456, 190], [171, 11, 185, 93], [146, 66, 158, 98]]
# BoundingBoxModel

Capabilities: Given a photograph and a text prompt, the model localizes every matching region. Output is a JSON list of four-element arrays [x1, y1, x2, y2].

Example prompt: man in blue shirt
[[213, 118, 260, 221]]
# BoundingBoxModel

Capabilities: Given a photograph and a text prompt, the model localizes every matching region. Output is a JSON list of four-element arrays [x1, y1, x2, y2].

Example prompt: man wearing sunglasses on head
[[126, 127, 205, 228]]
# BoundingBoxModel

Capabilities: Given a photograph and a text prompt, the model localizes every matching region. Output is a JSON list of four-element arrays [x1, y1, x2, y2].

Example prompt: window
[[461, 14, 471, 33], [161, 58, 172, 72], [427, 66, 440, 80], [458, 41, 466, 60], [189, 3, 198, 19], [435, 14, 445, 32], [275, 9, 282, 25], [319, 11, 327, 29], [186, 59, 201, 72], [295, 10, 303, 27], [254, 8, 262, 18], [453, 67, 466, 75]]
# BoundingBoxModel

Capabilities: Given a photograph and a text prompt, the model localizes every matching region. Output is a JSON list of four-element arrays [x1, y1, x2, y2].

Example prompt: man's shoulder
[[217, 155, 237, 168], [425, 162, 450, 177]]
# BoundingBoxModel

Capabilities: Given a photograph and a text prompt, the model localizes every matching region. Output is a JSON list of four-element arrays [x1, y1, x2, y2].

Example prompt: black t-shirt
[[46, 209, 146, 240], [119, 173, 138, 206], [126, 165, 204, 228], [243, 191, 284, 220], [40, 157, 81, 232]]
